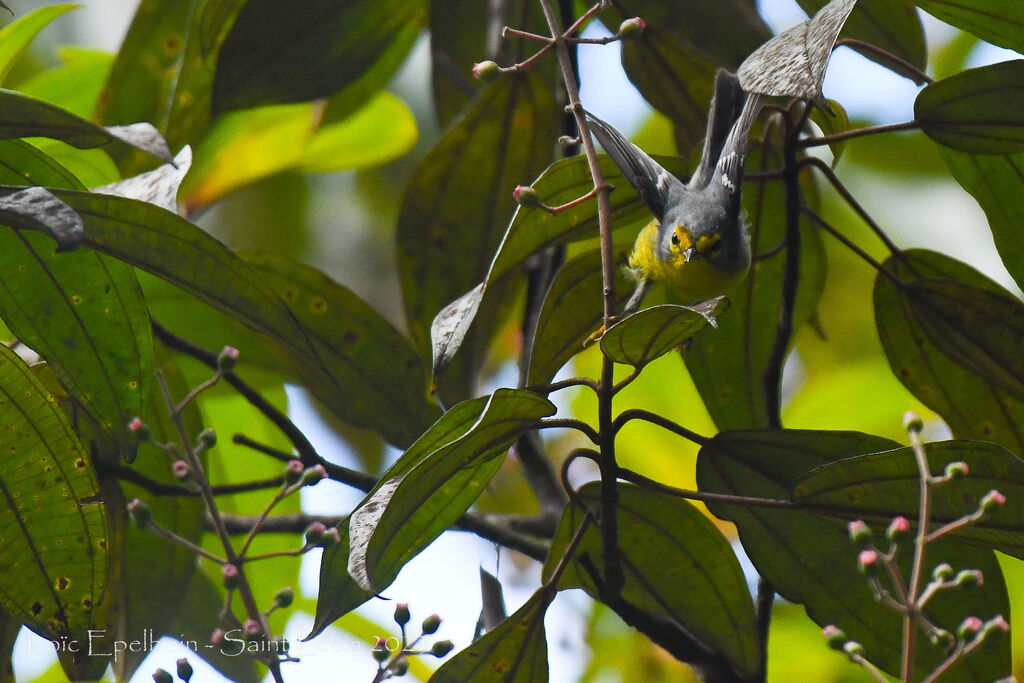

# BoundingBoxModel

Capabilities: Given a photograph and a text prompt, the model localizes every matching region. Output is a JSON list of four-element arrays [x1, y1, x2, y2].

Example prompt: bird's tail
[[690, 69, 746, 190]]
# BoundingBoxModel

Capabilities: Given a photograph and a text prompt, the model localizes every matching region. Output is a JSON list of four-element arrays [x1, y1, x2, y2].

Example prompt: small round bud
[[274, 587, 294, 609], [389, 658, 409, 676], [394, 603, 410, 627], [372, 637, 389, 663], [944, 461, 969, 479], [176, 658, 194, 683], [928, 628, 953, 647], [284, 459, 304, 485], [172, 460, 191, 481], [618, 17, 646, 40], [472, 60, 501, 82], [301, 464, 328, 487], [513, 185, 544, 209], [128, 417, 151, 442], [211, 628, 225, 645], [421, 614, 441, 635], [982, 615, 1010, 640], [222, 563, 240, 590], [431, 640, 454, 657], [320, 527, 341, 547], [216, 345, 240, 372], [886, 516, 910, 542], [305, 521, 327, 545], [127, 498, 152, 528], [843, 641, 865, 657], [903, 411, 924, 433], [858, 549, 879, 576], [243, 619, 261, 637], [958, 616, 983, 640], [954, 569, 983, 588], [197, 428, 217, 449], [932, 563, 954, 582], [847, 520, 872, 547], [823, 625, 847, 651], [979, 489, 1006, 515], [152, 669, 173, 683]]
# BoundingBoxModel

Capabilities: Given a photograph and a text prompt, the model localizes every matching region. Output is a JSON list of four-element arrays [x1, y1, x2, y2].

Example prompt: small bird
[[587, 69, 766, 315]]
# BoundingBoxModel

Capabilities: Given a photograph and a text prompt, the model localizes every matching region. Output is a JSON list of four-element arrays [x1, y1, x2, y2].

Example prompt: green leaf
[[348, 389, 555, 594], [698, 429, 1010, 680], [19, 48, 113, 121], [685, 146, 826, 430], [46, 189, 438, 448], [212, 0, 425, 114], [809, 99, 850, 168], [0, 5, 78, 86], [183, 91, 417, 209], [429, 587, 553, 683], [311, 394, 493, 636], [915, 0, 1024, 54], [916, 61, 1024, 154], [797, 0, 927, 76], [793, 440, 1024, 557], [526, 247, 634, 387], [0, 344, 108, 642], [621, 30, 718, 157], [600, 298, 728, 368], [543, 483, 760, 679], [399, 72, 556, 398], [875, 250, 1024, 454]]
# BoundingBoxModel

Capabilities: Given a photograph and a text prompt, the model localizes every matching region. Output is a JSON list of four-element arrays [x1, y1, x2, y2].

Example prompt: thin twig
[[836, 38, 932, 85], [616, 466, 794, 509], [798, 119, 920, 149], [612, 408, 709, 446], [903, 425, 932, 681], [538, 418, 601, 444]]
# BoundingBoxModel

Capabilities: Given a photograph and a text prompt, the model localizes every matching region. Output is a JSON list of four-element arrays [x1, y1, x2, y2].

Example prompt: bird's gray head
[[657, 186, 745, 266]]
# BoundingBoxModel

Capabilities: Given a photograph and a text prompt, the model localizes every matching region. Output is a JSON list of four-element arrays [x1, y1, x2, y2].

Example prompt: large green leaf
[[698, 429, 1010, 680], [430, 586, 553, 683], [44, 189, 438, 448], [941, 149, 1024, 290], [543, 483, 760, 680], [0, 344, 108, 642], [874, 250, 1024, 454], [348, 389, 554, 594], [914, 0, 1024, 54], [793, 440, 1024, 557], [0, 5, 78, 86], [685, 146, 826, 430], [600, 298, 728, 368], [798, 0, 926, 75], [399, 72, 556, 399], [211, 0, 426, 113], [916, 61, 1024, 154]]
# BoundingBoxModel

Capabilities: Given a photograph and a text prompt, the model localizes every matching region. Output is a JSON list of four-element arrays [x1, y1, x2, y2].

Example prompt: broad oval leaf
[[698, 429, 1010, 680], [916, 61, 1024, 154], [809, 99, 850, 168], [430, 586, 553, 683], [797, 0, 927, 77], [792, 440, 1024, 558], [600, 298, 728, 368], [212, 0, 425, 113], [348, 389, 555, 594], [915, 0, 1024, 54], [0, 344, 108, 643], [543, 483, 760, 680], [0, 5, 78, 85], [526, 247, 633, 387]]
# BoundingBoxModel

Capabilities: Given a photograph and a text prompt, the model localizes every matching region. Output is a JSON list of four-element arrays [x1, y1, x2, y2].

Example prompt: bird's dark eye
[[670, 232, 679, 246]]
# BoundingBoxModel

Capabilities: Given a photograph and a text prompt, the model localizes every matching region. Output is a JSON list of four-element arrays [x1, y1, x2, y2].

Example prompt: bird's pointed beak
[[682, 246, 699, 263]]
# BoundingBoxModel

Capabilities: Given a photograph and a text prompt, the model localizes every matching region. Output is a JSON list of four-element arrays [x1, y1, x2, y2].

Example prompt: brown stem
[[612, 408, 709, 446], [616, 467, 794, 509], [797, 119, 920, 149], [835, 39, 932, 85]]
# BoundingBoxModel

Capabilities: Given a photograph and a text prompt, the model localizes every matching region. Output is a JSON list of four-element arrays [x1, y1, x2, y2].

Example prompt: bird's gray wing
[[689, 69, 746, 191], [715, 91, 766, 204], [586, 112, 682, 219]]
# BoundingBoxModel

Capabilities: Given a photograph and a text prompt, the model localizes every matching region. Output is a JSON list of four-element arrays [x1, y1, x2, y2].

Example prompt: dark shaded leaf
[[428, 0, 488, 126], [600, 298, 728, 368], [793, 440, 1024, 558], [311, 395, 494, 637], [739, 0, 856, 104], [348, 389, 554, 593], [0, 344, 108, 642], [809, 99, 850, 167], [685, 145, 826, 430], [915, 0, 1024, 54], [543, 483, 760, 680], [0, 5, 78, 85], [916, 61, 1024, 154], [797, 0, 926, 76], [698, 429, 1010, 680], [0, 607, 16, 683], [400, 73, 556, 398], [874, 250, 1024, 455], [526, 247, 633, 387], [430, 587, 553, 683], [212, 0, 425, 113]]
